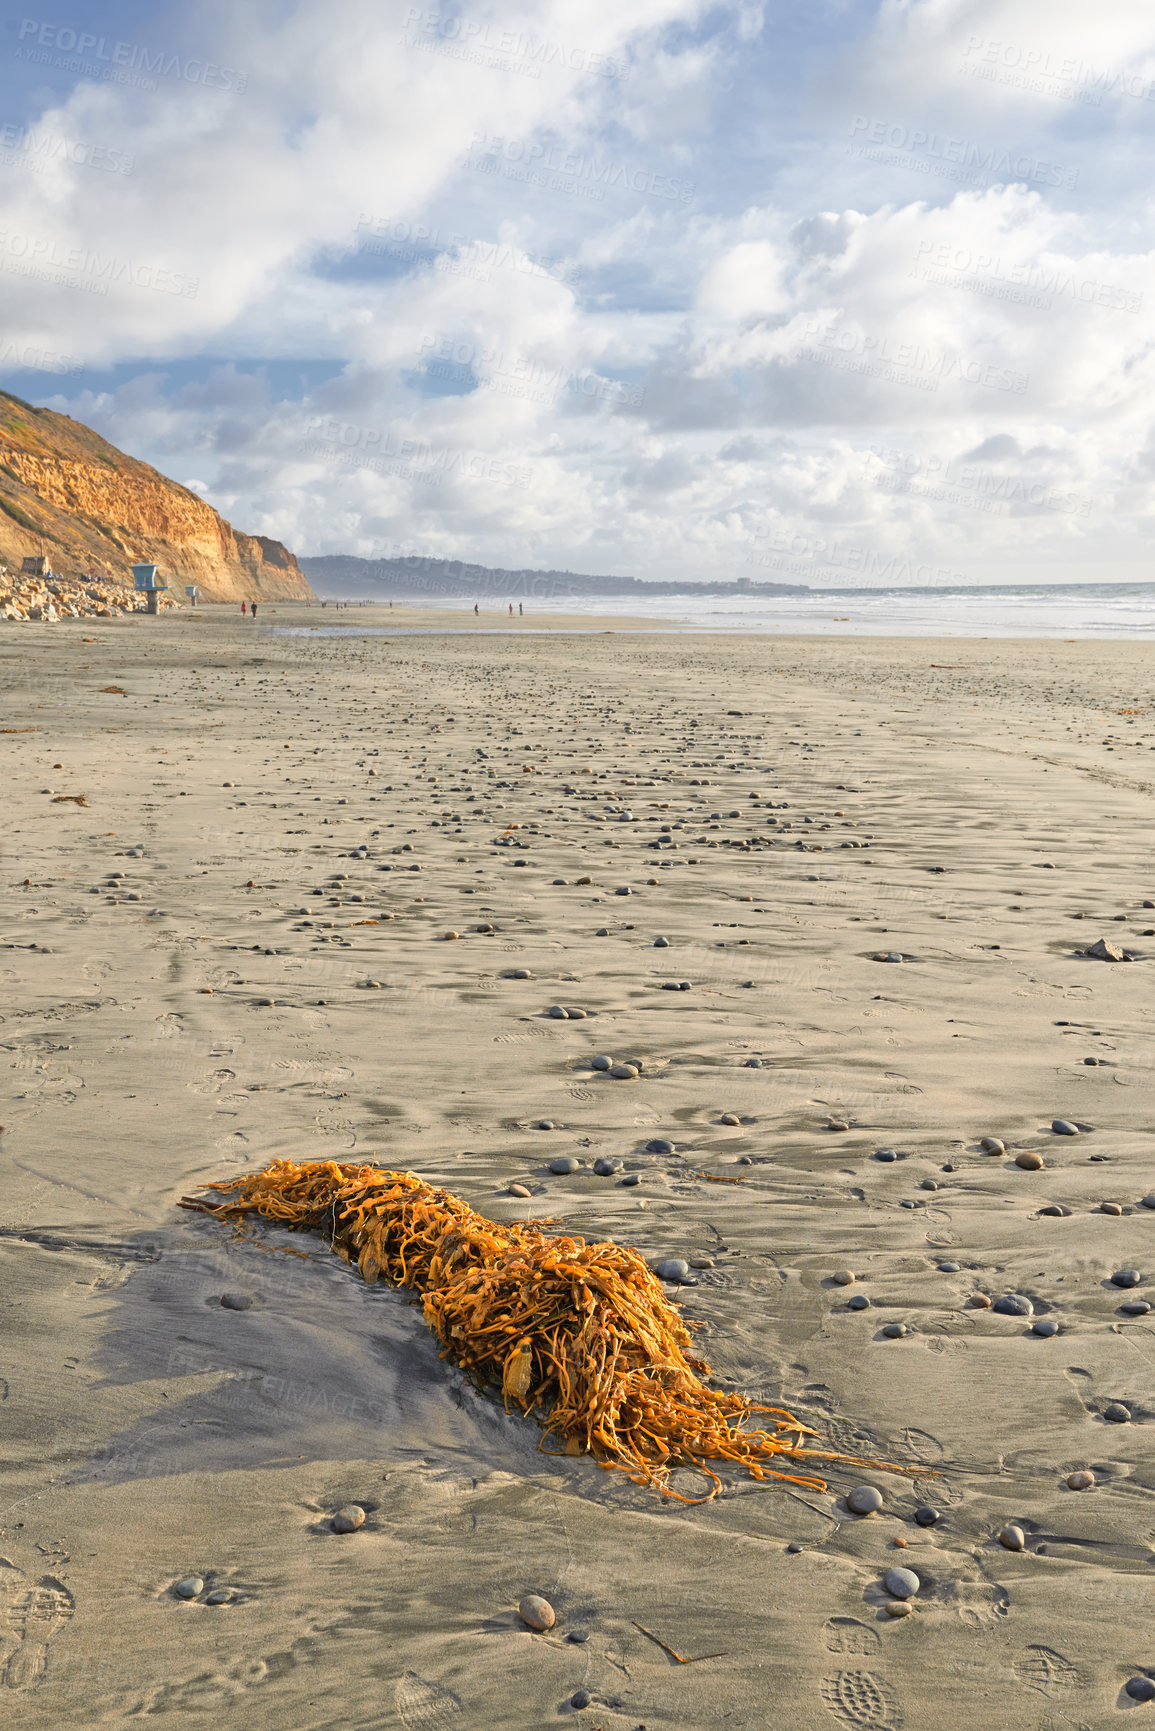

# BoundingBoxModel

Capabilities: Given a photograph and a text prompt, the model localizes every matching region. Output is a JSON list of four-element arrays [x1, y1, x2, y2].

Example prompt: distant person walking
[[474, 603, 479, 616], [508, 603, 513, 616], [241, 601, 247, 615], [518, 602, 523, 615], [251, 602, 258, 621]]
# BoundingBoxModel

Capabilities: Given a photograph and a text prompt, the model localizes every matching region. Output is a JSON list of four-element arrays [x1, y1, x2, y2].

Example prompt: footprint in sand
[[394, 1671, 464, 1730], [823, 1617, 880, 1657], [1013, 1645, 1084, 1697], [821, 1668, 902, 1731], [0, 1564, 75, 1689]]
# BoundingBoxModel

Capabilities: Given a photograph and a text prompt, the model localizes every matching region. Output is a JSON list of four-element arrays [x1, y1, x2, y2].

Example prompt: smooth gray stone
[[204, 1588, 232, 1604], [590, 1055, 614, 1070], [653, 936, 670, 947], [847, 1294, 870, 1310], [595, 927, 610, 936], [874, 1148, 899, 1162], [1140, 1195, 1155, 1210], [920, 1180, 939, 1191], [535, 1120, 555, 1130], [1052, 1119, 1080, 1135], [618, 1173, 641, 1187], [1120, 1299, 1151, 1315], [938, 1262, 961, 1273], [884, 1567, 920, 1599], [654, 1258, 690, 1282], [614, 886, 632, 896], [1126, 1678, 1155, 1702], [743, 1057, 763, 1067], [331, 1506, 366, 1533], [914, 1506, 940, 1526], [571, 1691, 592, 1710], [882, 1322, 907, 1337], [547, 1005, 569, 1019], [993, 1294, 1033, 1316], [593, 1157, 623, 1176], [646, 1138, 675, 1154], [174, 1577, 203, 1599], [1032, 1317, 1059, 1337], [549, 1156, 580, 1175], [220, 1293, 253, 1311], [1103, 1401, 1131, 1422], [609, 1063, 639, 1079], [1112, 1268, 1142, 1287], [847, 1485, 883, 1514]]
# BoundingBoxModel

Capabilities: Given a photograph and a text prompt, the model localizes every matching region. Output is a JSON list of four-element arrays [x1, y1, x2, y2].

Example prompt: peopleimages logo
[[799, 318, 1029, 395], [402, 9, 629, 81], [463, 132, 694, 205], [0, 230, 198, 297], [911, 241, 1142, 314], [14, 20, 248, 91], [0, 121, 133, 174], [847, 117, 1078, 189]]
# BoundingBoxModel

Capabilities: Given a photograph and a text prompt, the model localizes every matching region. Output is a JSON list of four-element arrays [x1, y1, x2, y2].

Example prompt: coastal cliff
[[0, 391, 312, 602]]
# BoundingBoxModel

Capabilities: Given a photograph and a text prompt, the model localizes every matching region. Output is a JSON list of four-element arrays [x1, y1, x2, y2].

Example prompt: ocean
[[288, 581, 1155, 639]]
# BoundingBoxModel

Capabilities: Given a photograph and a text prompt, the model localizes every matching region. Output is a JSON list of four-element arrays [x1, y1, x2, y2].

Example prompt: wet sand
[[1, 609, 1153, 1726]]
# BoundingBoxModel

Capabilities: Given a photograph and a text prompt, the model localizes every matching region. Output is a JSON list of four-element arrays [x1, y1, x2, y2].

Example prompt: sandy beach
[[2, 607, 1154, 1727]]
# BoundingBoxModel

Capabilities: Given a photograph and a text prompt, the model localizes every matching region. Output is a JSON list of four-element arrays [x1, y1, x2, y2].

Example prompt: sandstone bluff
[[0, 391, 313, 604]]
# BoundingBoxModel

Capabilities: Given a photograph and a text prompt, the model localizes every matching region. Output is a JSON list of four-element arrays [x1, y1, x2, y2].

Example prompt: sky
[[0, 0, 1153, 585]]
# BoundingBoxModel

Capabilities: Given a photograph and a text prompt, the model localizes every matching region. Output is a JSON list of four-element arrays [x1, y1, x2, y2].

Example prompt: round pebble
[[920, 1179, 939, 1191], [204, 1588, 232, 1605], [847, 1293, 871, 1310], [828, 1119, 849, 1132], [882, 1322, 907, 1338], [1015, 1151, 1045, 1170], [720, 1112, 741, 1126], [743, 1056, 764, 1068], [1112, 1268, 1142, 1287], [593, 1157, 622, 1176], [653, 936, 669, 948], [884, 1567, 920, 1599], [509, 1183, 531, 1198], [1141, 1195, 1155, 1211], [993, 1294, 1034, 1316], [444, 930, 459, 941], [518, 1594, 555, 1631], [1101, 1202, 1124, 1215], [595, 927, 609, 937], [646, 1138, 675, 1154], [1103, 1401, 1132, 1423], [566, 1631, 591, 1644], [1052, 1119, 1080, 1136], [1125, 1677, 1155, 1702], [547, 1004, 568, 1019], [536, 1120, 555, 1131], [969, 1292, 992, 1308], [591, 1055, 614, 1070], [549, 1156, 580, 1175], [980, 1137, 1006, 1155], [875, 1147, 899, 1163], [1066, 1470, 1095, 1490], [937, 1261, 961, 1274], [1120, 1299, 1151, 1315], [1032, 1318, 1059, 1337], [847, 1485, 884, 1515], [618, 1172, 641, 1187], [220, 1293, 253, 1311], [609, 1063, 639, 1079], [914, 1506, 940, 1527], [332, 1505, 366, 1533], [885, 1600, 913, 1618], [614, 886, 632, 896], [571, 1690, 592, 1710], [654, 1258, 690, 1283], [174, 1577, 203, 1599], [509, 968, 533, 979], [832, 1270, 856, 1286], [999, 1526, 1026, 1551]]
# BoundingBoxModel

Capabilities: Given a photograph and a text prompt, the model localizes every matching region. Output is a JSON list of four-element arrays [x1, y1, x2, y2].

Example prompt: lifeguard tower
[[131, 562, 168, 615]]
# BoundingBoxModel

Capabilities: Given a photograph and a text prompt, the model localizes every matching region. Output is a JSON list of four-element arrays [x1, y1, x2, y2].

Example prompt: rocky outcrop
[[0, 392, 313, 603]]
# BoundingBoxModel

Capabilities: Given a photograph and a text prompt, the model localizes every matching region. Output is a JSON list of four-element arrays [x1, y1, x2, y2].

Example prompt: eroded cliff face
[[0, 393, 313, 602]]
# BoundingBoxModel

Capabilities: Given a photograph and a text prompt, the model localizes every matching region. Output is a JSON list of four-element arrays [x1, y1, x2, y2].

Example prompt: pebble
[[1101, 1202, 1123, 1215], [571, 1690, 592, 1710], [509, 1183, 531, 1198], [1015, 1151, 1045, 1170], [508, 968, 533, 979], [993, 1294, 1033, 1316], [914, 1506, 940, 1527], [1112, 1268, 1142, 1287], [847, 1293, 870, 1310], [653, 936, 670, 947], [1120, 1299, 1151, 1315], [331, 1505, 366, 1533], [205, 1588, 232, 1605], [566, 1631, 591, 1644], [1052, 1120, 1081, 1136], [174, 1577, 203, 1599], [1032, 1317, 1059, 1337], [832, 1270, 856, 1286], [999, 1526, 1026, 1550], [1125, 1677, 1155, 1702], [613, 886, 632, 896], [518, 1594, 555, 1631], [743, 1057, 763, 1068], [547, 1005, 569, 1019], [590, 1055, 614, 1070], [1141, 1195, 1155, 1211], [847, 1485, 883, 1515], [937, 1261, 961, 1273], [444, 930, 459, 941], [720, 1112, 741, 1126], [549, 1156, 580, 1175], [646, 1138, 675, 1154], [689, 1256, 714, 1269], [536, 1120, 556, 1131], [619, 1172, 641, 1187], [1066, 1470, 1095, 1491], [1039, 1205, 1070, 1217], [593, 1157, 622, 1176], [885, 1600, 913, 1618], [882, 1322, 907, 1338], [654, 1258, 691, 1282], [609, 1063, 639, 1080], [1103, 1401, 1132, 1423], [920, 1179, 939, 1191], [874, 951, 903, 963], [220, 1293, 253, 1311], [874, 1147, 899, 1163], [980, 1137, 1006, 1155], [1084, 938, 1125, 962], [884, 1567, 920, 1599], [595, 927, 609, 937]]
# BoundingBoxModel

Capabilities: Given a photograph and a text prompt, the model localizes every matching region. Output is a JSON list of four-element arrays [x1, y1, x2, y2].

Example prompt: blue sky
[[1, 0, 1153, 582]]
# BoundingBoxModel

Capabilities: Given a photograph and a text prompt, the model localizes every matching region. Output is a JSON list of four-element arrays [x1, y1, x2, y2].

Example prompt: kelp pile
[[179, 1158, 892, 1502]]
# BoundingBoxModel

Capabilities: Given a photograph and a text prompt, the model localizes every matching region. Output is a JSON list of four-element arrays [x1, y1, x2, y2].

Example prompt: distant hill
[[301, 553, 807, 600], [0, 392, 313, 602]]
